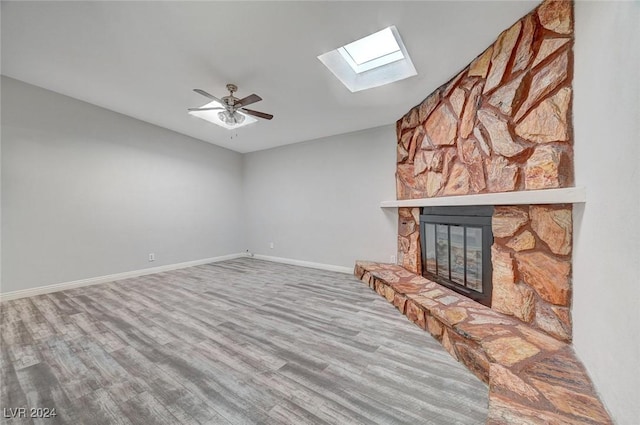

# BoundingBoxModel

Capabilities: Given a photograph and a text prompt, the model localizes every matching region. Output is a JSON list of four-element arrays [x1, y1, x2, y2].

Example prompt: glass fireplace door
[[420, 206, 493, 307]]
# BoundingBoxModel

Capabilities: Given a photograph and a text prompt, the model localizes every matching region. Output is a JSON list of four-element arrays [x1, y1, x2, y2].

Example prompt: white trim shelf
[[380, 187, 586, 208]]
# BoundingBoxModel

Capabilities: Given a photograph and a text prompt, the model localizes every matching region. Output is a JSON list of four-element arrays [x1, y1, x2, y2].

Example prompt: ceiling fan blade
[[241, 108, 273, 120], [188, 107, 224, 112], [235, 94, 262, 108], [193, 89, 223, 103]]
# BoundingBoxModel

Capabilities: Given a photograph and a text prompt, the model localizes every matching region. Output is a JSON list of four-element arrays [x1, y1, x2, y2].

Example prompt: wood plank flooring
[[1, 258, 488, 424]]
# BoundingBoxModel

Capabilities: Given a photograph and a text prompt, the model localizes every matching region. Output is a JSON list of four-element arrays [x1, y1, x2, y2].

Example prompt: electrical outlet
[[390, 255, 396, 264], [149, 253, 155, 262], [269, 242, 274, 249]]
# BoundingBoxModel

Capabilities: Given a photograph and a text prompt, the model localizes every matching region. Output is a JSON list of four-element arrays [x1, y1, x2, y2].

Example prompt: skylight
[[338, 27, 404, 74], [188, 100, 257, 130], [318, 26, 416, 92]]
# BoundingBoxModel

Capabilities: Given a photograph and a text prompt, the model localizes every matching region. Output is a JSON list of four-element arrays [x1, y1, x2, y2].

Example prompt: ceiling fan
[[188, 84, 273, 126]]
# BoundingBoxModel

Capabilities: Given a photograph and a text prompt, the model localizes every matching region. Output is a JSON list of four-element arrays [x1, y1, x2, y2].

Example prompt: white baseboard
[[0, 253, 247, 302], [251, 254, 353, 274], [0, 253, 353, 302]]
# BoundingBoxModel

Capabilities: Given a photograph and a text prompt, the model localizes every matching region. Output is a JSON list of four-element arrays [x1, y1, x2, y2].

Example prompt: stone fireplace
[[354, 1, 613, 422], [402, 203, 573, 342], [395, 0, 575, 343]]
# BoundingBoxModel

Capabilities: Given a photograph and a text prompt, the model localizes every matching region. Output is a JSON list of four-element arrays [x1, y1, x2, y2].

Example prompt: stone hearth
[[354, 261, 612, 424]]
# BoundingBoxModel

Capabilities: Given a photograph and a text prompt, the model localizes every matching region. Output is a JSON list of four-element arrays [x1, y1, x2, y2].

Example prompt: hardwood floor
[[1, 258, 488, 424]]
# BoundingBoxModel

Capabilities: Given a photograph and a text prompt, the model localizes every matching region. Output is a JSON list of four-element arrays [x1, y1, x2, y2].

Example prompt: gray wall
[[2, 77, 245, 293], [573, 2, 640, 424], [243, 126, 397, 268], [2, 78, 397, 293]]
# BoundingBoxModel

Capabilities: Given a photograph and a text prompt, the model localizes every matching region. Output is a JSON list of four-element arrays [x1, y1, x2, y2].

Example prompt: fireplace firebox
[[419, 206, 493, 307]]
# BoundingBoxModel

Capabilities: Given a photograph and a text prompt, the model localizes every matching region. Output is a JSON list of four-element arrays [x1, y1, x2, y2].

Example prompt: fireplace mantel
[[380, 187, 585, 208]]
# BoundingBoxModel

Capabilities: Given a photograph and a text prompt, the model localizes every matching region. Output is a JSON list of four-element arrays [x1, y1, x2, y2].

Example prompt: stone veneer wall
[[491, 205, 572, 341], [395, 0, 575, 342]]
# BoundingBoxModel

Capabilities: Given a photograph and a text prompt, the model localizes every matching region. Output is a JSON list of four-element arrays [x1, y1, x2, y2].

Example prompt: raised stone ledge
[[354, 261, 612, 424]]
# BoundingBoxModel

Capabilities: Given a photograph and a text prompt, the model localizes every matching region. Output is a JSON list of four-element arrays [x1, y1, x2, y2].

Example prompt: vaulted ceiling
[[1, 1, 537, 153]]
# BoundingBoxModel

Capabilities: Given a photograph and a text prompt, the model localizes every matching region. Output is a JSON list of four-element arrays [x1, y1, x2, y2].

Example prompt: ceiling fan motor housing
[[224, 84, 239, 107], [222, 96, 236, 107]]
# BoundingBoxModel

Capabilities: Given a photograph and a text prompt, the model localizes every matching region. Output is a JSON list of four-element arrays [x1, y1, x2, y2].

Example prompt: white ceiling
[[1, 1, 538, 153]]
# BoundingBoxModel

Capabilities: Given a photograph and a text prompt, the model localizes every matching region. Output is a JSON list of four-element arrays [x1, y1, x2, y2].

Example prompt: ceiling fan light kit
[[188, 84, 273, 130], [218, 110, 245, 125]]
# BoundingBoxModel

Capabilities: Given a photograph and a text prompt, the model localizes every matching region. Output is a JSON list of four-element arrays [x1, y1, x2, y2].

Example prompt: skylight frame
[[188, 100, 257, 130], [337, 27, 405, 74], [317, 25, 417, 92]]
